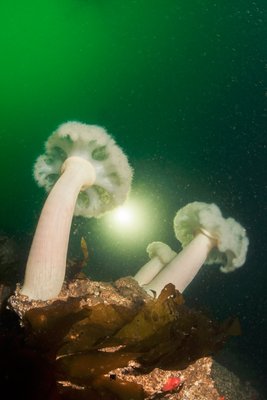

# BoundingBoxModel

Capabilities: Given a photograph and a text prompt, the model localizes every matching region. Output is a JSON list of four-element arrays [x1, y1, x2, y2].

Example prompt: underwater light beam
[[114, 206, 134, 224], [110, 205, 136, 227], [105, 200, 151, 234]]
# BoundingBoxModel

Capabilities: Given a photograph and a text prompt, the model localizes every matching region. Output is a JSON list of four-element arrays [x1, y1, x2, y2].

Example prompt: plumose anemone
[[134, 241, 177, 286], [136, 202, 249, 296], [20, 121, 133, 301]]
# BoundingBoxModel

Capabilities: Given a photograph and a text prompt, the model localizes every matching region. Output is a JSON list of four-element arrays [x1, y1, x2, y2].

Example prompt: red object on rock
[[162, 376, 183, 392]]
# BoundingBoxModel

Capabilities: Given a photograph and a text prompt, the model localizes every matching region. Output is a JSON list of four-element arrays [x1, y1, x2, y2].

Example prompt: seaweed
[[13, 278, 240, 399]]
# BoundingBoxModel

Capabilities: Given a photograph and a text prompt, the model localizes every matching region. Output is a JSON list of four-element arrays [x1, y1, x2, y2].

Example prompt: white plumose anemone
[[138, 202, 249, 296], [21, 121, 133, 301], [134, 241, 177, 286]]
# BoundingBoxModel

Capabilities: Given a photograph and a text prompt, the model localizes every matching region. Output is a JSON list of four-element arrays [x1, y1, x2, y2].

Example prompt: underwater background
[[0, 0, 266, 395]]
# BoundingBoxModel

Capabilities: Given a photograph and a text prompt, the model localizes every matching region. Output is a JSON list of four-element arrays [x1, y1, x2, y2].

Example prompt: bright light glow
[[113, 206, 134, 225], [104, 199, 148, 235], [100, 193, 163, 252]]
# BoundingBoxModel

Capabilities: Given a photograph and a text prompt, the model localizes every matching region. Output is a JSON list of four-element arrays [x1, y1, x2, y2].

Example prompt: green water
[[0, 0, 266, 392]]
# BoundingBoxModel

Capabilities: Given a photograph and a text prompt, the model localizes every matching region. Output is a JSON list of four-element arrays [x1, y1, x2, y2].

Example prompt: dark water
[[0, 0, 266, 395]]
